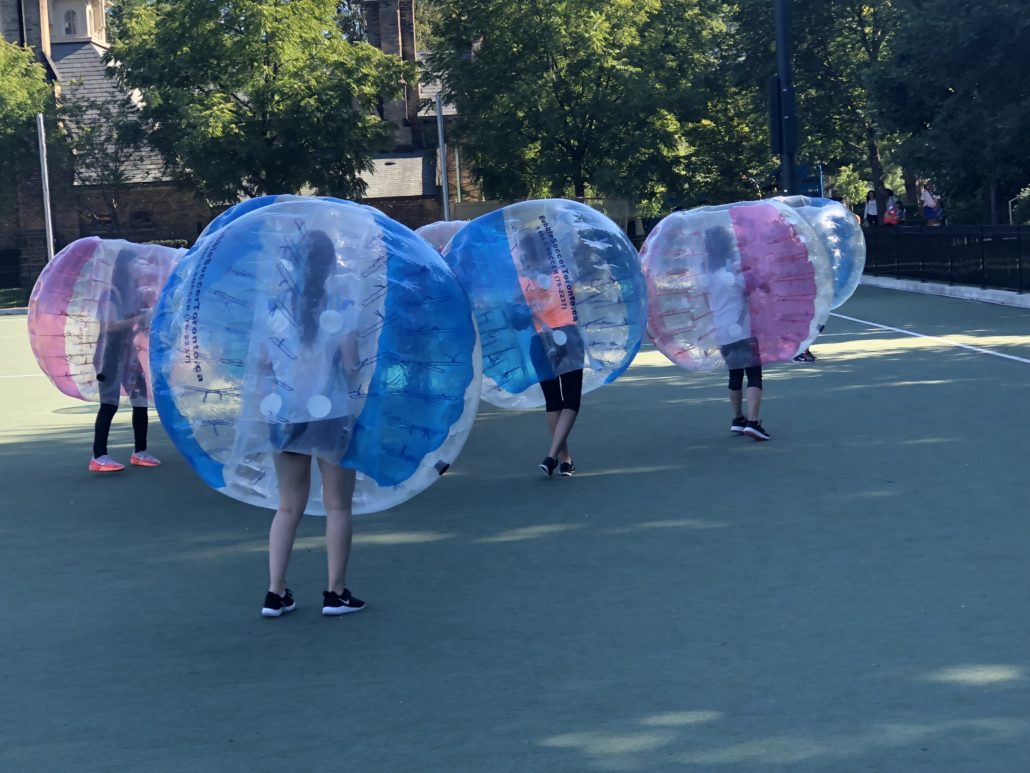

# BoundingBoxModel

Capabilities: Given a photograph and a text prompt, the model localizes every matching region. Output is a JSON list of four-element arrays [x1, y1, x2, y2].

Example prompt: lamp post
[[773, 0, 798, 195]]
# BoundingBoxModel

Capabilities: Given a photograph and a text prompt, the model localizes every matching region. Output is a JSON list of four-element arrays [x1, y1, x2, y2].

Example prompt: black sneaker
[[559, 460, 575, 476], [744, 420, 771, 441], [731, 416, 747, 434], [322, 589, 366, 616], [261, 588, 296, 618], [539, 456, 558, 477]]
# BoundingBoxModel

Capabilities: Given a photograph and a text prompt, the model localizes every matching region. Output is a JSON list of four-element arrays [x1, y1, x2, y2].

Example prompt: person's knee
[[728, 369, 744, 391], [745, 366, 763, 390]]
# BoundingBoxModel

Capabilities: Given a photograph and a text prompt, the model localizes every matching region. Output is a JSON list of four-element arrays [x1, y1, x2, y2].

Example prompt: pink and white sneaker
[[130, 451, 161, 467], [89, 455, 125, 472]]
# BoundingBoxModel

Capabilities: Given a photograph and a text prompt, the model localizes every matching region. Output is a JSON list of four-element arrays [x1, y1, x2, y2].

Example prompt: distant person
[[883, 188, 899, 226], [90, 248, 161, 472], [864, 190, 878, 226], [921, 182, 942, 226], [705, 227, 770, 441]]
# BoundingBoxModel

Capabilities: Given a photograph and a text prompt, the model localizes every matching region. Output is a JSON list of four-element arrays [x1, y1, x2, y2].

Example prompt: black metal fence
[[863, 226, 1030, 293]]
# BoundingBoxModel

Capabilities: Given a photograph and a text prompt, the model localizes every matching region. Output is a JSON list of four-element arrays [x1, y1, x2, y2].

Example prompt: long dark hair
[[297, 230, 335, 346], [110, 247, 138, 314], [704, 226, 734, 272]]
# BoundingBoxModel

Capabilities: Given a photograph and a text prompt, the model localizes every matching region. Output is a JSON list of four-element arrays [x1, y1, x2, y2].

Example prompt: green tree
[[58, 89, 149, 232], [872, 0, 1030, 222], [425, 0, 727, 203], [732, 0, 902, 202], [0, 41, 51, 196], [107, 0, 411, 203]]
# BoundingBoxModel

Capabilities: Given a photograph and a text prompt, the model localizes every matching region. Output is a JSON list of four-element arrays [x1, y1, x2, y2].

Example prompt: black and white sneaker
[[539, 456, 558, 477], [322, 589, 366, 616], [744, 420, 771, 441], [559, 460, 575, 476], [261, 589, 296, 618], [731, 416, 747, 434]]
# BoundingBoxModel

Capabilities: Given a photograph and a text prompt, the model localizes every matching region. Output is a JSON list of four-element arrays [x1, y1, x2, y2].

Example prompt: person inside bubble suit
[[90, 247, 162, 472], [704, 226, 770, 441], [254, 229, 366, 618], [510, 217, 586, 477]]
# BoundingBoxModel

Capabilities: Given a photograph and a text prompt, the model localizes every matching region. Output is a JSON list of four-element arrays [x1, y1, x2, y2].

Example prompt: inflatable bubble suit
[[442, 199, 647, 408], [28, 237, 185, 406], [778, 196, 866, 309], [415, 220, 469, 253], [150, 195, 481, 515], [640, 199, 832, 370]]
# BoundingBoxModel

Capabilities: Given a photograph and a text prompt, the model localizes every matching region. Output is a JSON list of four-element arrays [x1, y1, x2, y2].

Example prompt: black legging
[[540, 369, 583, 413], [728, 366, 762, 391], [93, 404, 148, 457]]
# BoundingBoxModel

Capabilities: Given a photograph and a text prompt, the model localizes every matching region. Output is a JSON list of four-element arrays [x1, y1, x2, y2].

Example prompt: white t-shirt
[[864, 199, 878, 216], [920, 188, 939, 208], [708, 266, 750, 346]]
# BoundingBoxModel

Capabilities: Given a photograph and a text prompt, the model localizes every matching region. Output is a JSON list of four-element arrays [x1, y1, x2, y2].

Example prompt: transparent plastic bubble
[[151, 195, 481, 515], [777, 196, 866, 309], [415, 220, 469, 254], [442, 199, 648, 408], [27, 237, 185, 406], [640, 199, 833, 370]]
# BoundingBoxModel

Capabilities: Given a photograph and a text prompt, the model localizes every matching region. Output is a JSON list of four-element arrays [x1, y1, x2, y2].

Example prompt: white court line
[[831, 312, 1030, 366], [0, 374, 43, 379]]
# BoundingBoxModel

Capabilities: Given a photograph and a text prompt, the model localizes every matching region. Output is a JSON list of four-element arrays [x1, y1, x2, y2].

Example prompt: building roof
[[360, 153, 436, 199], [416, 52, 457, 118], [50, 41, 169, 185]]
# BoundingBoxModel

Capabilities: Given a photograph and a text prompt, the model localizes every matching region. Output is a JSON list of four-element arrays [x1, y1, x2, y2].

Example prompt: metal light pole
[[773, 0, 799, 195], [36, 112, 55, 261], [435, 94, 451, 221]]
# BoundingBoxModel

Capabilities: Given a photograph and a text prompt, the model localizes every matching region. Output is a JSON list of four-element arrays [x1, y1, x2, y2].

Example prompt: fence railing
[[863, 225, 1030, 293]]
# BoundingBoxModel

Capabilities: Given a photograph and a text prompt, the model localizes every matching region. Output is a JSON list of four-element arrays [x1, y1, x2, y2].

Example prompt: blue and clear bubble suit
[[442, 199, 648, 408], [415, 220, 469, 254], [151, 195, 481, 515], [778, 196, 866, 309]]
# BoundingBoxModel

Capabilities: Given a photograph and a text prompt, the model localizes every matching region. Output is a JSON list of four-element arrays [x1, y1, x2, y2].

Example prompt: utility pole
[[435, 95, 451, 221], [36, 113, 55, 261], [772, 0, 799, 195]]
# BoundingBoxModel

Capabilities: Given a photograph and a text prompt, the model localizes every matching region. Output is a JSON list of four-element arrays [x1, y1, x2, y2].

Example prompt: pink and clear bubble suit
[[415, 220, 469, 253], [27, 237, 185, 406], [640, 199, 832, 370]]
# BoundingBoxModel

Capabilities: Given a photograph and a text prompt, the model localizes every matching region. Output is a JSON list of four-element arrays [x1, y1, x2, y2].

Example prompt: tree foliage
[[107, 0, 412, 203], [426, 0, 731, 202], [0, 41, 51, 187], [872, 0, 1030, 221]]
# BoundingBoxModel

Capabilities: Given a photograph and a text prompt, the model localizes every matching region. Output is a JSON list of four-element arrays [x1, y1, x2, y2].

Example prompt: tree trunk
[[903, 167, 919, 210], [866, 124, 886, 214], [989, 179, 999, 224]]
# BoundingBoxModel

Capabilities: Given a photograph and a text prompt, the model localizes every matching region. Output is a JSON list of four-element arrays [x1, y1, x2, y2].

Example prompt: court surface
[[2, 284, 1028, 772]]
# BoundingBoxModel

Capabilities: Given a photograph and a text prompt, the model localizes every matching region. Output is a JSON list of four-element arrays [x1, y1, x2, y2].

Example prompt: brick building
[[0, 0, 213, 288]]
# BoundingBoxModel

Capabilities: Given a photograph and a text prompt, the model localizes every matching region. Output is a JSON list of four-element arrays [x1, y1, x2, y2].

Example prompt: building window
[[64, 10, 78, 36]]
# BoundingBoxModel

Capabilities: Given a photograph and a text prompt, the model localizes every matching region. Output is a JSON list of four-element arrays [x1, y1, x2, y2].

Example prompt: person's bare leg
[[729, 389, 744, 419], [547, 408, 578, 461], [269, 452, 311, 595], [546, 410, 571, 463], [746, 386, 762, 422], [319, 459, 357, 595]]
